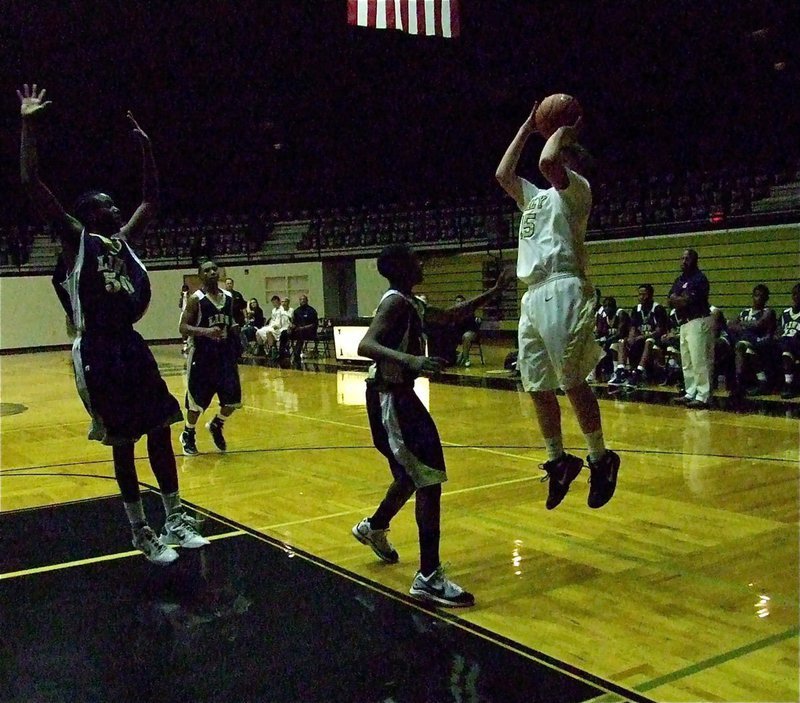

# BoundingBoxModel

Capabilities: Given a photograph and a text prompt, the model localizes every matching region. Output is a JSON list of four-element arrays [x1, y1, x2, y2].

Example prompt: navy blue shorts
[[366, 383, 447, 488], [185, 350, 242, 412], [74, 329, 182, 445], [780, 335, 800, 360]]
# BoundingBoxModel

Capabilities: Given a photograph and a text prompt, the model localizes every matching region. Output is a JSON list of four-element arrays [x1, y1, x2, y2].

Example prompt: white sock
[[584, 429, 606, 463], [544, 436, 564, 462]]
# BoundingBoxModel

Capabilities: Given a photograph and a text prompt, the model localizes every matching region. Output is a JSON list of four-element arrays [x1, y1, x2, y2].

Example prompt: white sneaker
[[162, 512, 210, 549], [132, 525, 179, 565], [409, 564, 475, 607], [351, 517, 398, 563]]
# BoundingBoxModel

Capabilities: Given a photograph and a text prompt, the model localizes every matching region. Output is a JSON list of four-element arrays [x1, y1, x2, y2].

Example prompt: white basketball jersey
[[516, 168, 591, 286]]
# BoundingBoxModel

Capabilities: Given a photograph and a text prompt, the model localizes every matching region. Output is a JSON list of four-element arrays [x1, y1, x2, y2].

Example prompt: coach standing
[[669, 249, 714, 409]]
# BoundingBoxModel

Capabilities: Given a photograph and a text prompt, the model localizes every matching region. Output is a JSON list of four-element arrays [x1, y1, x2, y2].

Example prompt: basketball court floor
[[1, 345, 797, 702]]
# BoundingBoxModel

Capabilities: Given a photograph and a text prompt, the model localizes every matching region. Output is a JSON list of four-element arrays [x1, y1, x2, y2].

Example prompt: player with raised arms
[[496, 94, 621, 510]]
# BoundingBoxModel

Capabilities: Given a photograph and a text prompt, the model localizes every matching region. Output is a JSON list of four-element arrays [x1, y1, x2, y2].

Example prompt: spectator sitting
[[289, 294, 319, 365], [778, 283, 800, 398], [620, 284, 670, 389], [241, 298, 266, 354], [710, 305, 734, 390], [596, 296, 630, 385], [452, 294, 482, 367], [729, 284, 778, 397], [656, 307, 683, 389], [281, 296, 294, 321], [256, 295, 292, 359]]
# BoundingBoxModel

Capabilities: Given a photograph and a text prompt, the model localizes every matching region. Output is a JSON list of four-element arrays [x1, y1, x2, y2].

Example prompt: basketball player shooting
[[495, 96, 620, 510]]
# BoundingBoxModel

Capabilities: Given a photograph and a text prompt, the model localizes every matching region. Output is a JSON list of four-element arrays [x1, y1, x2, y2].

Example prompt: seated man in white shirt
[[256, 295, 292, 358], [281, 296, 294, 321]]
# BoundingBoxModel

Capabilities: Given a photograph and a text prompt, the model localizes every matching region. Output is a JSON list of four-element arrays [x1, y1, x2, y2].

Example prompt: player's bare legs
[[566, 381, 620, 508], [530, 390, 583, 509]]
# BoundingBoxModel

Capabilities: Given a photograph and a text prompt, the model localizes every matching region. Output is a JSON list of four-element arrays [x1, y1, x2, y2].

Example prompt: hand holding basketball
[[535, 94, 583, 139]]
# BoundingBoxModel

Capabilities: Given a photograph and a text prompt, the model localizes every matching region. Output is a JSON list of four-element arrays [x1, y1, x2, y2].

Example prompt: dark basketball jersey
[[667, 308, 680, 332], [596, 308, 624, 340], [369, 290, 425, 388], [736, 307, 775, 342], [51, 230, 181, 444], [630, 302, 668, 337], [59, 229, 151, 334], [187, 289, 237, 358], [780, 308, 800, 338]]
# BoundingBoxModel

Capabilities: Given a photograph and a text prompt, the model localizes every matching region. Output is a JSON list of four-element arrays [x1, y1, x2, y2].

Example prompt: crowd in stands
[[298, 160, 800, 252], [297, 197, 510, 252], [593, 280, 800, 402], [1, 160, 797, 270], [588, 164, 793, 229]]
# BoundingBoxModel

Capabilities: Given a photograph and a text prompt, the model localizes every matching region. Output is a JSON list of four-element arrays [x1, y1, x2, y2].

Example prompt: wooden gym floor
[[1, 344, 797, 702]]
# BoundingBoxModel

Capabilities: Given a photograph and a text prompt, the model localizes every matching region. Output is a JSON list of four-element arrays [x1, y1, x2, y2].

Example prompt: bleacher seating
[[2, 160, 798, 275]]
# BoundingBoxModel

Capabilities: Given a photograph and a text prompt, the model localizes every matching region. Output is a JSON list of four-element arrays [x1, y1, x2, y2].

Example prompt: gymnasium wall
[[419, 224, 799, 329], [587, 224, 800, 312], [1, 224, 797, 351], [0, 262, 324, 351]]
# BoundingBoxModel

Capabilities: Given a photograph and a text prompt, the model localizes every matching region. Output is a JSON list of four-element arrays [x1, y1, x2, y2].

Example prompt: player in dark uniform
[[728, 284, 778, 397], [656, 307, 683, 387], [621, 284, 670, 389], [596, 297, 630, 386], [179, 258, 243, 454], [778, 283, 800, 398], [351, 243, 511, 607], [18, 84, 207, 564]]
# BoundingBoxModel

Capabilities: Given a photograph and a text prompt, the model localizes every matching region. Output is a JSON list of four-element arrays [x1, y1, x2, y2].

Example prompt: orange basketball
[[535, 94, 582, 138]]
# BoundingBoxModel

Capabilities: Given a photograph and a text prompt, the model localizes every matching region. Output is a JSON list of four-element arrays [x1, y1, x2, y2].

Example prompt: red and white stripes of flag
[[347, 0, 461, 39]]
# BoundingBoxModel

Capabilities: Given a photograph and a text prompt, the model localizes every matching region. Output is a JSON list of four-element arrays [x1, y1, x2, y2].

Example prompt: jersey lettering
[[519, 194, 548, 240]]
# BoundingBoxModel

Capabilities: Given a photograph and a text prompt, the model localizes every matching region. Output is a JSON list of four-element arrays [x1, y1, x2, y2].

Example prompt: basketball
[[535, 94, 582, 138]]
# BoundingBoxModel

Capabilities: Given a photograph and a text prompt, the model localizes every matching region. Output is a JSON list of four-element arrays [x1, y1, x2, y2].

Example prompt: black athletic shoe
[[206, 418, 227, 451], [180, 429, 198, 456], [587, 450, 620, 509], [607, 368, 628, 388], [540, 453, 584, 510]]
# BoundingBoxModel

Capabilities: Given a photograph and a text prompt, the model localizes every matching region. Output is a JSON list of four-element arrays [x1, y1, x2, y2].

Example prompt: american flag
[[347, 0, 461, 39]]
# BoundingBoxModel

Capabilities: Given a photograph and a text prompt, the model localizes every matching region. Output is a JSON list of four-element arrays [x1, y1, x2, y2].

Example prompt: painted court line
[[0, 529, 244, 581], [585, 626, 799, 702]]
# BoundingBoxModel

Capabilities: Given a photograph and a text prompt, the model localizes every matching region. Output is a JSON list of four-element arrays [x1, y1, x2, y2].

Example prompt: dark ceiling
[[2, 0, 798, 220]]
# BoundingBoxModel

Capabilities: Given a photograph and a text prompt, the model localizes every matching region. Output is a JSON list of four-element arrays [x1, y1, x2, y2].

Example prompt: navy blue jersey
[[187, 289, 238, 359], [780, 307, 800, 339], [630, 302, 668, 338], [736, 307, 776, 342], [59, 229, 151, 334], [369, 290, 425, 388], [595, 308, 626, 341], [52, 230, 181, 444], [667, 308, 680, 332]]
